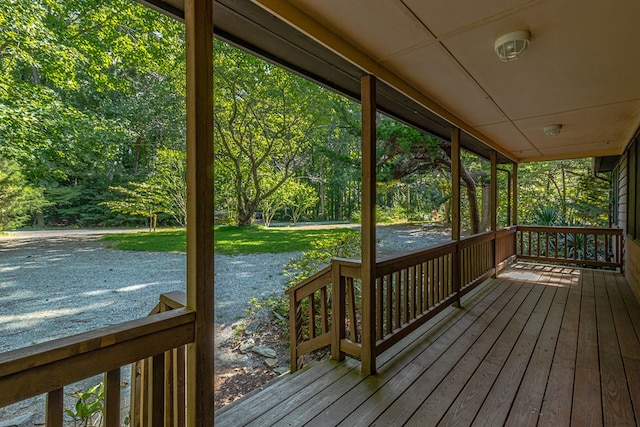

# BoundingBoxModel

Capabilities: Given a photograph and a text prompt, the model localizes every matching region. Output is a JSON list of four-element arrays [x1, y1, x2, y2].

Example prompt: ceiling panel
[[514, 101, 640, 150], [537, 141, 624, 159], [289, 0, 434, 61], [442, 0, 640, 119], [476, 122, 537, 154], [382, 44, 506, 127], [403, 0, 535, 37]]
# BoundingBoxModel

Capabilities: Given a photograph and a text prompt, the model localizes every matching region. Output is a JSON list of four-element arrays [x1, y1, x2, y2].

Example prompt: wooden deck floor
[[215, 264, 640, 426]]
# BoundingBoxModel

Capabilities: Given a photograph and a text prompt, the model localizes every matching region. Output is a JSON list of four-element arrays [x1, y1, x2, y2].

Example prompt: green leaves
[[64, 381, 104, 426], [0, 158, 48, 231]]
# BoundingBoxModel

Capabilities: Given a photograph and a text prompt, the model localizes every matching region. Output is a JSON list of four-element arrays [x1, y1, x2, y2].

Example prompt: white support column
[[185, 0, 214, 425]]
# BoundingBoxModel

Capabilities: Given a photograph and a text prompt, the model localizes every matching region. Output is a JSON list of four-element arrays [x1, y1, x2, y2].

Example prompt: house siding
[[616, 136, 640, 302]]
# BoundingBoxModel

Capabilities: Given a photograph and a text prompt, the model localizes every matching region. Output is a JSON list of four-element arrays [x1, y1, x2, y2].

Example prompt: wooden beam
[[361, 74, 377, 375], [184, 0, 214, 425]]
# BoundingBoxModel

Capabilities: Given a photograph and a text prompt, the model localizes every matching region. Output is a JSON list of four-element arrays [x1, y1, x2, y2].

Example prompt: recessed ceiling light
[[495, 30, 531, 62], [543, 124, 562, 137]]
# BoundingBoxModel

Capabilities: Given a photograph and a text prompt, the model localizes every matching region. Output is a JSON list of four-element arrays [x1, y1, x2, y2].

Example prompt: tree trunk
[[441, 144, 480, 234]]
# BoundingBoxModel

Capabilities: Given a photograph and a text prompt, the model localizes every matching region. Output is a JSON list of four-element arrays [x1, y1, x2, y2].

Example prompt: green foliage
[[0, 158, 48, 231], [64, 381, 104, 427], [285, 180, 319, 224], [531, 205, 559, 226], [519, 159, 609, 227], [283, 232, 361, 287], [101, 149, 186, 228], [103, 226, 358, 255]]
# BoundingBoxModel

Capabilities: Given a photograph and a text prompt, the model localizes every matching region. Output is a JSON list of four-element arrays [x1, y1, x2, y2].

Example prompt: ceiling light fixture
[[543, 124, 562, 137], [494, 30, 530, 62]]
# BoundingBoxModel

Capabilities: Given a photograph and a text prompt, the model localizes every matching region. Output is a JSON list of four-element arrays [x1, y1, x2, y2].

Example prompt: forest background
[[0, 0, 611, 233]]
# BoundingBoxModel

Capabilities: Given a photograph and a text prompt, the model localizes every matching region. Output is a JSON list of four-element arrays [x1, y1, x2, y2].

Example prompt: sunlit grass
[[103, 225, 357, 255]]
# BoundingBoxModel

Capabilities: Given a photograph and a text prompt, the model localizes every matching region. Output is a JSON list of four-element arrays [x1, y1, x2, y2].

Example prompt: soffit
[[266, 0, 640, 162], [138, 0, 640, 163]]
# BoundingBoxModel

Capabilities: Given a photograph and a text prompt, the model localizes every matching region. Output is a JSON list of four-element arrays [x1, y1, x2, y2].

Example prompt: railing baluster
[[376, 277, 383, 340], [394, 271, 401, 329], [320, 286, 328, 335], [385, 274, 393, 335], [172, 346, 186, 427], [584, 232, 588, 261], [46, 388, 64, 427], [105, 369, 121, 427], [545, 231, 550, 258], [151, 353, 165, 426], [289, 292, 301, 372], [402, 268, 409, 324], [308, 293, 316, 340], [347, 278, 357, 342]]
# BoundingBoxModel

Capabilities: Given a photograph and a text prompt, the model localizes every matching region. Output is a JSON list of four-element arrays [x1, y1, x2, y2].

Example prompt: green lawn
[[102, 225, 357, 255]]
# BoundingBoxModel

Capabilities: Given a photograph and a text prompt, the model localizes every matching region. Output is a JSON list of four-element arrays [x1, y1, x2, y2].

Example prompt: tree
[[214, 41, 329, 226], [285, 180, 319, 225], [0, 0, 185, 227], [376, 118, 483, 233], [0, 158, 48, 231], [101, 148, 186, 228]]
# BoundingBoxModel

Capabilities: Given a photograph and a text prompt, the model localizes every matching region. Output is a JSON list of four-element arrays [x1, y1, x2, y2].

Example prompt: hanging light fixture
[[494, 30, 531, 62], [543, 124, 563, 137]]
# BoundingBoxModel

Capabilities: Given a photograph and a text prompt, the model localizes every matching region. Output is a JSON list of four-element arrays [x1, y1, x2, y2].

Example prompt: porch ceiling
[[142, 0, 640, 163]]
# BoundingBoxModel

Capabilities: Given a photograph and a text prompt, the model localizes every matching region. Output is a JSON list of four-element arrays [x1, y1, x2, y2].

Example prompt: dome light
[[495, 30, 531, 62]]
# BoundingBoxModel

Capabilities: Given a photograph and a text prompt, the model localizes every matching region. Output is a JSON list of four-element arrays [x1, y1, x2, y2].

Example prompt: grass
[[102, 225, 358, 255]]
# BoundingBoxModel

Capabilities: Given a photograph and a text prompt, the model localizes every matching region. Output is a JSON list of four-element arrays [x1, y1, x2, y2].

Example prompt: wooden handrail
[[516, 225, 623, 268], [0, 308, 195, 409], [516, 225, 623, 235], [286, 265, 332, 297]]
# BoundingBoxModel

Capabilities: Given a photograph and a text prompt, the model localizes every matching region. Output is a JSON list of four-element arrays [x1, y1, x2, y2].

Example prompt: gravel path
[[0, 224, 450, 424]]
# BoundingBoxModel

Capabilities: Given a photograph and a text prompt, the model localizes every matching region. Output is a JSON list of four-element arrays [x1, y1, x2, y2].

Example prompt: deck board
[[214, 264, 640, 427]]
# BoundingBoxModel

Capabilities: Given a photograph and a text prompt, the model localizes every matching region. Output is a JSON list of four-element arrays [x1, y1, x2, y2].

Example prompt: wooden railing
[[516, 226, 623, 268], [0, 293, 194, 426], [130, 291, 188, 426], [288, 228, 518, 372]]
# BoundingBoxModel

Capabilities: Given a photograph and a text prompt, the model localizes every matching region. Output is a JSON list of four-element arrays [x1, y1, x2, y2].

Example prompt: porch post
[[361, 74, 377, 375], [185, 0, 215, 425], [451, 128, 461, 307], [490, 150, 498, 275], [512, 162, 518, 226]]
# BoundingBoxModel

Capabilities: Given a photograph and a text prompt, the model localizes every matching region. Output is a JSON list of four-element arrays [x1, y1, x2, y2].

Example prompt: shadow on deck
[[215, 263, 640, 426]]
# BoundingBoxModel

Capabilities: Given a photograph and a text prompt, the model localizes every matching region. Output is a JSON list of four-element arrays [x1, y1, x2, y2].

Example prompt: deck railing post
[[331, 260, 346, 361], [184, 0, 215, 425], [289, 290, 302, 372], [451, 127, 462, 306], [360, 74, 377, 375], [490, 150, 498, 276]]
